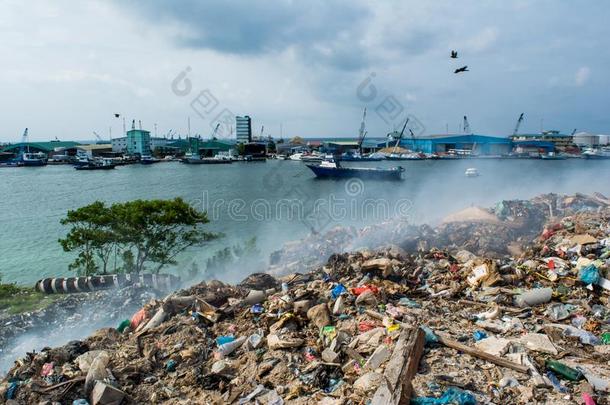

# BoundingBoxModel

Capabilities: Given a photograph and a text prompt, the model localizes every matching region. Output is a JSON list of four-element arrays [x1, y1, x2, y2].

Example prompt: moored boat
[[75, 158, 116, 171], [181, 156, 232, 164], [582, 147, 610, 159], [306, 160, 404, 180], [140, 155, 162, 164]]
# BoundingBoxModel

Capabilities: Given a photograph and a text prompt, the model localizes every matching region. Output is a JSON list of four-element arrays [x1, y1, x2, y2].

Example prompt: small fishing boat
[[582, 147, 610, 160], [75, 158, 116, 171], [181, 155, 232, 164], [465, 168, 480, 177], [300, 153, 324, 163], [306, 160, 404, 180], [340, 152, 384, 162], [539, 152, 567, 160], [140, 155, 162, 164]]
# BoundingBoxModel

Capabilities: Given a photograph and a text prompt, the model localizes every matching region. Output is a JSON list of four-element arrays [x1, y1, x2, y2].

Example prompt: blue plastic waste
[[398, 297, 421, 308], [545, 371, 568, 393], [421, 326, 438, 344], [72, 400, 90, 405], [165, 359, 177, 372], [579, 264, 600, 285], [216, 335, 235, 346], [411, 387, 477, 405], [250, 304, 264, 314], [6, 382, 18, 400], [331, 284, 347, 299], [473, 331, 487, 341]]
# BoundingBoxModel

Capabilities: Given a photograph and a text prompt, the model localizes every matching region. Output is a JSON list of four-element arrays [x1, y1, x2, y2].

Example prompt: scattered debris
[[1, 192, 609, 404]]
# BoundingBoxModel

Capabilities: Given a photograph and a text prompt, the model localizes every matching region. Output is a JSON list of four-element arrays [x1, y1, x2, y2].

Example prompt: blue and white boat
[[306, 160, 404, 180]]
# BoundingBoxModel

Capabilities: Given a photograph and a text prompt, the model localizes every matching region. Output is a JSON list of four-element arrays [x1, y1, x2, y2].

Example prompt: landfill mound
[[269, 193, 605, 275], [2, 192, 610, 404], [0, 287, 164, 375]]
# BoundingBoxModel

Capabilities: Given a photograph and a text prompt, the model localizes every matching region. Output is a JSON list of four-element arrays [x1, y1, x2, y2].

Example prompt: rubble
[[1, 192, 610, 404]]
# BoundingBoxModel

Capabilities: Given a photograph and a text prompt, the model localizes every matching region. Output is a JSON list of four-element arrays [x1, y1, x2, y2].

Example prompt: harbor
[[1, 115, 610, 171], [1, 158, 609, 287]]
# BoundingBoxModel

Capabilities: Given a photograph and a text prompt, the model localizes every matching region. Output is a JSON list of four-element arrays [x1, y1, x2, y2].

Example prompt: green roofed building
[[0, 141, 81, 154]]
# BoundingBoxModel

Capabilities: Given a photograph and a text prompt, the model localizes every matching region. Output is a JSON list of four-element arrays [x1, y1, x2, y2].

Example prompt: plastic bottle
[[217, 336, 246, 358], [545, 359, 583, 381], [564, 326, 601, 345]]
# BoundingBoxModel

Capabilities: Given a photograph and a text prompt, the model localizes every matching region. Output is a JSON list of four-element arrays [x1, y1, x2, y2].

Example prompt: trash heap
[[0, 286, 160, 368], [2, 193, 610, 404]]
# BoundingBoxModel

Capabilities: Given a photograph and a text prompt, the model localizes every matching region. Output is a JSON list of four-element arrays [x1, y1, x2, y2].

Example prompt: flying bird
[[454, 66, 469, 74], [450, 50, 458, 59], [114, 113, 120, 118]]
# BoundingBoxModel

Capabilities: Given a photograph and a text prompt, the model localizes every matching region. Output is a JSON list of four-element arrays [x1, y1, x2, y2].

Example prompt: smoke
[[0, 286, 160, 375]]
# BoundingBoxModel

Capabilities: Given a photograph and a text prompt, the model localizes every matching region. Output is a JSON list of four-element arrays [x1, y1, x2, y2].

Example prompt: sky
[[1, 0, 609, 142]]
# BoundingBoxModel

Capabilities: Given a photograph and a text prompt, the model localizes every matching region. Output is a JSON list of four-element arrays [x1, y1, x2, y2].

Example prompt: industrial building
[[393, 134, 513, 156], [125, 127, 151, 156], [510, 130, 576, 152], [573, 132, 610, 147], [235, 116, 252, 143]]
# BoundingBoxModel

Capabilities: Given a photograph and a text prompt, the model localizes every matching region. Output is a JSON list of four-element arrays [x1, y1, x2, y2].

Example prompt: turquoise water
[[1, 159, 609, 286]]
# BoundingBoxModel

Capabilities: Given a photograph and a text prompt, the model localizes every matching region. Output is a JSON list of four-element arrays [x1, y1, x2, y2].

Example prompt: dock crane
[[92, 131, 105, 144], [211, 123, 220, 140], [463, 116, 471, 134], [391, 119, 409, 154], [357, 108, 367, 154], [513, 113, 524, 136], [18, 128, 29, 157]]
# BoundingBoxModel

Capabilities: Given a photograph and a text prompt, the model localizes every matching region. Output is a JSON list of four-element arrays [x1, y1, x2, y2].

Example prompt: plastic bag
[[579, 264, 600, 285], [411, 387, 476, 405], [84, 351, 109, 393]]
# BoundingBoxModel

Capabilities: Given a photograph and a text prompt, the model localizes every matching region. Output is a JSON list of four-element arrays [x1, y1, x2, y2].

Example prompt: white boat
[[582, 147, 610, 159], [289, 153, 303, 161], [465, 168, 479, 177]]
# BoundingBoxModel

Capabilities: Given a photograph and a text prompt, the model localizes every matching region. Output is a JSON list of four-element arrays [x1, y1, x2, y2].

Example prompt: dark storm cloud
[[122, 0, 370, 65]]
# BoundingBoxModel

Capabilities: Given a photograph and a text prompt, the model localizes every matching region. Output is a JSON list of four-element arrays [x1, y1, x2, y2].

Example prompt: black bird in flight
[[450, 50, 458, 58], [454, 66, 469, 74], [114, 113, 120, 118]]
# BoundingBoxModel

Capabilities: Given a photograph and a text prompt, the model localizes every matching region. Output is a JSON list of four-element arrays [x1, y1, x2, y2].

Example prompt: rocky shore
[[1, 192, 610, 404]]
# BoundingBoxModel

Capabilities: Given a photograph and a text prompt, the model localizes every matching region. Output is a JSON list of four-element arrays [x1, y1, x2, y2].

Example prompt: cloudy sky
[[1, 0, 609, 141]]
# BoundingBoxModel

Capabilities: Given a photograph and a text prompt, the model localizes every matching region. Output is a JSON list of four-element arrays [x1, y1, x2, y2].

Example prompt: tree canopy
[[59, 198, 215, 276]]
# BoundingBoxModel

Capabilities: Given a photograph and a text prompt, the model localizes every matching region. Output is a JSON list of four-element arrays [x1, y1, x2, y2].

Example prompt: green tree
[[59, 201, 115, 276], [60, 198, 215, 275]]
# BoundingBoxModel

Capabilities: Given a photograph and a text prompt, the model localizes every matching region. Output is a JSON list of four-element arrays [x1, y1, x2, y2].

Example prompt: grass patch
[[0, 284, 62, 315]]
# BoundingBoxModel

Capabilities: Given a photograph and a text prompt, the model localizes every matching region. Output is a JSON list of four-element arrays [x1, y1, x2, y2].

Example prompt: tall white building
[[236, 116, 252, 144]]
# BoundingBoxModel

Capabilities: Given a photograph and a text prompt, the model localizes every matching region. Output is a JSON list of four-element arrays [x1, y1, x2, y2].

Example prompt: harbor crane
[[513, 113, 524, 135], [357, 108, 367, 154], [18, 128, 29, 156], [92, 131, 104, 144], [211, 123, 220, 140], [463, 116, 471, 134], [391, 118, 409, 154]]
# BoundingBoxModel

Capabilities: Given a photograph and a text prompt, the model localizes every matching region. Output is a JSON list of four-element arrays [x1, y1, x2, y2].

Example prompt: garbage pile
[[0, 286, 161, 373], [2, 193, 610, 404], [269, 193, 609, 275]]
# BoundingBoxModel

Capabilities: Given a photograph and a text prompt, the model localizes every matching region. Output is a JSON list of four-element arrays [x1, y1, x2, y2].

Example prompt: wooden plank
[[437, 333, 529, 374], [371, 327, 425, 405]]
